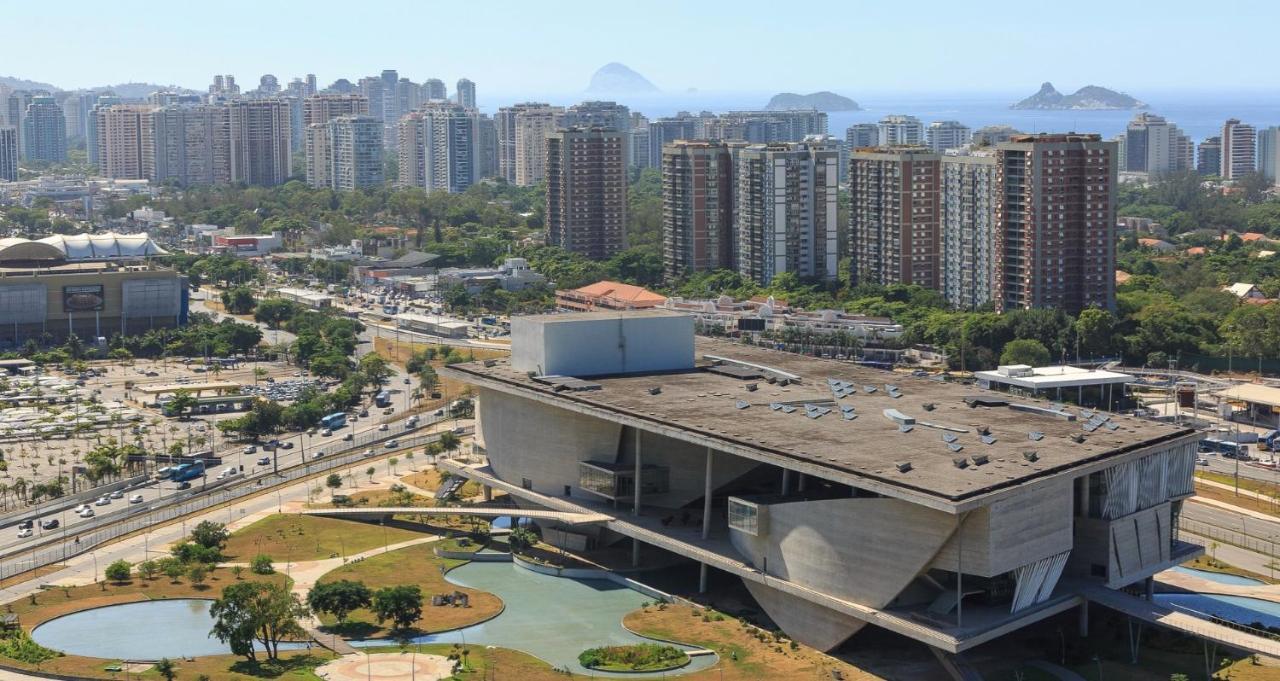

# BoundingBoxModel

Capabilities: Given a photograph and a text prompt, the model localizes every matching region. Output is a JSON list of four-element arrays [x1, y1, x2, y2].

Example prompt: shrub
[[137, 560, 159, 581], [0, 630, 59, 664], [104, 559, 132, 583], [578, 644, 687, 671], [251, 554, 275, 575]]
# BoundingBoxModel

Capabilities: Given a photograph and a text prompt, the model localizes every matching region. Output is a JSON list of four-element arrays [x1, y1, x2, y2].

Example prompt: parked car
[[257, 456, 271, 466], [40, 519, 59, 530], [129, 494, 144, 504]]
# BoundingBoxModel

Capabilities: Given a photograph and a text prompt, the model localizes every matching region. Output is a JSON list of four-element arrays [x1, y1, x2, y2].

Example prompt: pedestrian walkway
[[1081, 583, 1280, 658], [1195, 478, 1280, 522]]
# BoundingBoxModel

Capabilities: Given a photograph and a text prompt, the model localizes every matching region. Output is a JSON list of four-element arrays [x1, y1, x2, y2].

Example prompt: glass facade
[[577, 461, 669, 501], [727, 497, 761, 536]]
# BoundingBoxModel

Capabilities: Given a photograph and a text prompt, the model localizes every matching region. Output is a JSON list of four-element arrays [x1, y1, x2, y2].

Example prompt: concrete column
[[1078, 385, 1083, 406], [1144, 576, 1154, 601], [780, 469, 791, 496], [633, 429, 641, 517], [702, 448, 714, 540], [631, 537, 640, 567], [797, 473, 806, 492], [482, 485, 492, 502], [1077, 601, 1089, 637], [699, 562, 708, 593]]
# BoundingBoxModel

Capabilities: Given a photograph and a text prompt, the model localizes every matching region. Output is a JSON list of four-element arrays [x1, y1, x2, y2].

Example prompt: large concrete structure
[[647, 116, 704, 174], [545, 127, 628, 259], [496, 102, 551, 183], [1258, 127, 1280, 186], [149, 105, 232, 186], [512, 104, 564, 186], [1220, 119, 1256, 180], [662, 140, 739, 280], [846, 123, 879, 149], [84, 94, 122, 165], [735, 141, 839, 285], [228, 99, 292, 186], [940, 149, 997, 309], [849, 146, 941, 289], [926, 120, 971, 153], [94, 105, 154, 180], [398, 102, 480, 193], [22, 96, 67, 162], [440, 312, 1202, 657], [1197, 136, 1222, 176], [0, 233, 185, 346], [1123, 113, 1193, 175], [0, 126, 16, 182], [994, 134, 1117, 314], [707, 110, 828, 144], [319, 116, 384, 191], [877, 114, 923, 146], [303, 94, 369, 188]]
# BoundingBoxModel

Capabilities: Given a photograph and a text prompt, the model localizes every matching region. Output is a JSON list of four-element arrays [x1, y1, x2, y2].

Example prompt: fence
[[0, 418, 461, 582], [1180, 517, 1280, 566]]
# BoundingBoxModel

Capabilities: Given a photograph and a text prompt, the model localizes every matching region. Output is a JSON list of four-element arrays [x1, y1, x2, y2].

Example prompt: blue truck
[[374, 390, 392, 408]]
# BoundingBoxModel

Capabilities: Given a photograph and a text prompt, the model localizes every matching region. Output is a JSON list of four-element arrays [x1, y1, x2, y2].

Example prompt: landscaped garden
[[223, 513, 429, 562], [578, 643, 689, 672]]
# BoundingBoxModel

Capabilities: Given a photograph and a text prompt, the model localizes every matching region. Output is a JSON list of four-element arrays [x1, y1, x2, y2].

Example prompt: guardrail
[[1161, 600, 1280, 642], [1180, 517, 1280, 563], [0, 474, 151, 531], [0, 419, 465, 582]]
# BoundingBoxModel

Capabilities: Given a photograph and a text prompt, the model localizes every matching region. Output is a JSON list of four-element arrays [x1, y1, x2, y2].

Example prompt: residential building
[[545, 127, 628, 259], [423, 78, 446, 101], [846, 123, 879, 149], [1258, 127, 1280, 185], [398, 102, 480, 193], [1221, 119, 1256, 179], [564, 101, 631, 132], [303, 94, 369, 188], [993, 134, 1117, 314], [736, 141, 840, 285], [629, 127, 652, 168], [150, 104, 232, 186], [455, 78, 476, 109], [22, 96, 67, 162], [0, 126, 16, 181], [1197, 137, 1222, 175], [662, 140, 738, 280], [321, 116, 384, 191], [94, 105, 154, 180], [513, 104, 565, 186], [972, 125, 1023, 146], [849, 146, 941, 289], [926, 121, 971, 153], [709, 110, 828, 144], [660, 294, 904, 340], [85, 94, 122, 165], [228, 99, 292, 186], [436, 258, 546, 293], [877, 115, 924, 146], [940, 149, 998, 309], [496, 102, 552, 183], [648, 115, 704, 173], [438, 311, 1202, 658], [477, 114, 497, 179], [1123, 113, 1193, 175]]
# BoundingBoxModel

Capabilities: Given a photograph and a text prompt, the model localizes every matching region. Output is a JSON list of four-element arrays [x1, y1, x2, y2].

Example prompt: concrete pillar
[[1144, 576, 1155, 601], [633, 429, 641, 517], [631, 537, 640, 567], [780, 469, 791, 496], [699, 562, 708, 593], [1078, 385, 1083, 406], [1077, 601, 1089, 637], [797, 473, 806, 492], [702, 448, 714, 540], [482, 485, 492, 502]]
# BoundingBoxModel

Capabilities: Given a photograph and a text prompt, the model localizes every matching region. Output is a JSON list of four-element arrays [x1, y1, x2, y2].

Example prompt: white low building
[[975, 364, 1133, 409]]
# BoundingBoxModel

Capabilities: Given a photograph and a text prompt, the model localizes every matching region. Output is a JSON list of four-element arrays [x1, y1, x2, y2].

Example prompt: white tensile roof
[[0, 233, 168, 262]]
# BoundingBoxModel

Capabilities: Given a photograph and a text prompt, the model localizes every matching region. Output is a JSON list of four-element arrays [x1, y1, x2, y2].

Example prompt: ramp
[[1082, 584, 1280, 658]]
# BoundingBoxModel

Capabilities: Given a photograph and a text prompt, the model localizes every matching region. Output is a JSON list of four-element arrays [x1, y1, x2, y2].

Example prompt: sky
[[6, 0, 1278, 101]]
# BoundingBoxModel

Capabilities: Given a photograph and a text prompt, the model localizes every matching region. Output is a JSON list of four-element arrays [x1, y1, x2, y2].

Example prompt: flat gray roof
[[445, 338, 1194, 505]]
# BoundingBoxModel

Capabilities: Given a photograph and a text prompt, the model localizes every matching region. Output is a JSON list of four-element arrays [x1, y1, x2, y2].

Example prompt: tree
[[358, 353, 393, 387], [137, 560, 159, 581], [371, 585, 423, 631], [189, 564, 209, 587], [326, 473, 343, 494], [232, 565, 245, 580], [221, 287, 257, 315], [307, 580, 373, 624], [253, 298, 299, 329], [366, 466, 376, 483], [1074, 308, 1117, 358], [190, 520, 229, 551], [163, 559, 185, 583], [155, 658, 176, 681], [999, 339, 1051, 367], [251, 554, 275, 575], [438, 431, 461, 456], [166, 389, 198, 419], [104, 559, 132, 583], [210, 581, 308, 662]]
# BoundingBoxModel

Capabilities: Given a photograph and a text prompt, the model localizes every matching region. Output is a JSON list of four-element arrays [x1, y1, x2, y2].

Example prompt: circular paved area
[[316, 652, 454, 681]]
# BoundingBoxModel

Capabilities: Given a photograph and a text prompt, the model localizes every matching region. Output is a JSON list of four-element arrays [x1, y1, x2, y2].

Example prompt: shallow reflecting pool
[[32, 599, 307, 660], [1169, 566, 1266, 586], [1156, 593, 1280, 629], [352, 561, 717, 677]]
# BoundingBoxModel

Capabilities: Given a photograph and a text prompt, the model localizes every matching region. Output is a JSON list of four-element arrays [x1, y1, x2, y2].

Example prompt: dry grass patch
[[224, 514, 429, 562], [1193, 482, 1280, 519]]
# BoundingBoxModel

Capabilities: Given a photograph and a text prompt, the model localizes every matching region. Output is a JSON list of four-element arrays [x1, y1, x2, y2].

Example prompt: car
[[1197, 457, 1210, 466], [321, 428, 332, 437], [362, 449, 374, 458], [403, 377, 411, 385], [177, 481, 192, 490], [78, 508, 95, 518], [40, 519, 59, 530], [434, 408, 445, 416], [17, 527, 32, 538], [129, 494, 144, 504], [349, 416, 358, 423], [385, 439, 399, 449], [257, 456, 271, 466], [109, 490, 124, 499], [379, 423, 389, 432], [218, 468, 239, 480], [312, 451, 325, 459], [342, 433, 353, 441], [383, 408, 394, 415], [243, 445, 257, 455], [17, 519, 33, 530], [360, 409, 369, 417], [75, 503, 91, 514], [95, 496, 111, 506], [280, 441, 294, 450], [306, 427, 317, 436]]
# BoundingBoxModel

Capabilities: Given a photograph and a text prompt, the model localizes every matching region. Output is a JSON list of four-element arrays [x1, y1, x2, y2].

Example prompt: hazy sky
[[7, 0, 1277, 100]]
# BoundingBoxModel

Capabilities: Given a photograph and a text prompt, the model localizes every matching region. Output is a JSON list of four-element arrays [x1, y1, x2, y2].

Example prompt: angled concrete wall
[[930, 481, 1074, 577], [743, 580, 868, 652]]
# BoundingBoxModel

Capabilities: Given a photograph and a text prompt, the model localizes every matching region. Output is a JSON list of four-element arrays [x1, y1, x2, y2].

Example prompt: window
[[728, 497, 762, 536]]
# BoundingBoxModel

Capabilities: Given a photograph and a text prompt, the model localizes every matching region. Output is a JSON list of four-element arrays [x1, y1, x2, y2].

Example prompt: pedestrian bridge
[[299, 506, 612, 526], [1082, 583, 1280, 658]]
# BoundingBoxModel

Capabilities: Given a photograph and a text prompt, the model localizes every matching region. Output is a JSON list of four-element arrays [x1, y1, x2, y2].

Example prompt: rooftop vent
[[745, 383, 758, 392], [883, 408, 915, 426], [769, 402, 783, 411], [483, 359, 497, 368], [736, 400, 750, 410], [953, 457, 969, 469], [895, 461, 913, 473], [922, 403, 936, 411], [1070, 433, 1086, 444], [1023, 450, 1040, 462], [964, 396, 1009, 408], [804, 404, 831, 419], [864, 385, 878, 394], [899, 424, 914, 433], [942, 433, 959, 443], [1009, 403, 1077, 421], [1028, 431, 1045, 441], [971, 454, 990, 466], [842, 410, 858, 421], [781, 404, 797, 414], [948, 442, 964, 453], [981, 434, 998, 445], [648, 387, 662, 395]]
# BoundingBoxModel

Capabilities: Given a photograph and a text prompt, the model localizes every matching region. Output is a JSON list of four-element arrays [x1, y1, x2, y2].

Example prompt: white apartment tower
[[877, 115, 924, 146], [940, 149, 998, 309], [513, 105, 565, 186], [397, 102, 480, 193], [926, 121, 972, 153], [455, 79, 476, 109], [1221, 118, 1256, 180]]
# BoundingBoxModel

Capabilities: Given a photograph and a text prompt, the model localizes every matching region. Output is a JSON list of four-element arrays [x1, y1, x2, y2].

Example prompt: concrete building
[[477, 114, 497, 180], [976, 363, 1134, 408], [708, 110, 828, 144], [210, 231, 283, 256], [150, 105, 232, 187], [322, 116, 384, 191], [436, 258, 546, 293], [1221, 119, 1256, 180], [735, 141, 839, 285], [398, 102, 480, 193], [845, 123, 879, 149], [455, 78, 476, 109], [1197, 136, 1222, 176], [396, 311, 470, 338], [926, 120, 971, 153], [84, 94, 122, 165], [546, 127, 628, 259], [303, 94, 369, 189], [0, 127, 16, 182], [0, 233, 185, 346], [877, 114, 924, 146], [274, 287, 333, 309], [1258, 127, 1280, 186], [439, 311, 1202, 658], [849, 146, 941, 289], [661, 294, 904, 340], [22, 96, 67, 162], [94, 105, 154, 180], [228, 99, 292, 186], [994, 134, 1117, 314], [647, 116, 704, 174], [423, 79, 446, 101], [972, 125, 1023, 147], [940, 149, 997, 309], [496, 102, 551, 183], [555, 280, 666, 311], [628, 127, 651, 169], [564, 101, 631, 133], [662, 140, 738, 280], [1123, 113, 1193, 175], [513, 104, 564, 186]]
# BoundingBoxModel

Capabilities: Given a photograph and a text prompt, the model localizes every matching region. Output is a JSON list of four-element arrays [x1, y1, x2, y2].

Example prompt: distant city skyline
[[6, 0, 1279, 97]]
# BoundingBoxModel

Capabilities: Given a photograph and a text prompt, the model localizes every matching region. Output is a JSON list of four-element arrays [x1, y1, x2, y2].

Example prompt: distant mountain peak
[[1012, 82, 1146, 110], [587, 63, 658, 94]]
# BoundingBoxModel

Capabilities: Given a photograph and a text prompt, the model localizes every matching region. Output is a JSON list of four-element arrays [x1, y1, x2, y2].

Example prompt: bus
[[374, 390, 392, 408], [1201, 438, 1250, 460], [172, 460, 206, 482], [320, 412, 347, 430]]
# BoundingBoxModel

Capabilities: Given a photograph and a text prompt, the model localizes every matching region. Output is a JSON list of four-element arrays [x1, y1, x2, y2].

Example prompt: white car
[[385, 439, 399, 449], [109, 490, 124, 499], [362, 449, 374, 458], [95, 496, 111, 506], [129, 494, 144, 504], [379, 424, 389, 432], [321, 428, 332, 437], [78, 508, 95, 518], [16, 527, 32, 539]]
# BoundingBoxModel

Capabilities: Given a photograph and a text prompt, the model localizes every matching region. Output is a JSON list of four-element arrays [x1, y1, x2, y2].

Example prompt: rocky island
[[1011, 82, 1147, 110], [765, 91, 861, 111]]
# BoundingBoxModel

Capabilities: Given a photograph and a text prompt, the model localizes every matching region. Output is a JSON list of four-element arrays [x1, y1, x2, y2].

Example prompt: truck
[[382, 304, 398, 316], [171, 460, 206, 482], [320, 412, 347, 430], [374, 390, 392, 408]]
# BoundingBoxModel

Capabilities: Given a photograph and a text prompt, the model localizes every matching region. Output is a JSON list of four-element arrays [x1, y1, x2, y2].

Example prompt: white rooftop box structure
[[511, 311, 694, 377]]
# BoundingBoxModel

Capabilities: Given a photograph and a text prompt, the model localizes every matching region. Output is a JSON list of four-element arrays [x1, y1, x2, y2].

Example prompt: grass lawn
[[307, 487, 433, 509], [224, 514, 429, 562], [1197, 470, 1280, 498], [1194, 482, 1280, 519], [314, 542, 502, 638], [1182, 555, 1278, 584]]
